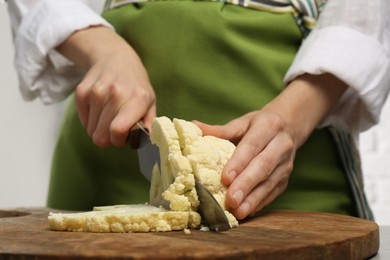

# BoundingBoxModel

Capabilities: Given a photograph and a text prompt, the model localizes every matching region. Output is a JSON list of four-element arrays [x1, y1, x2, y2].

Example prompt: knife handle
[[127, 121, 149, 149]]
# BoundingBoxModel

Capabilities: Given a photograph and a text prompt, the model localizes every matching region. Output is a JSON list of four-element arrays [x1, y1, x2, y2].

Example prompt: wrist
[[56, 26, 132, 70], [264, 73, 347, 147]]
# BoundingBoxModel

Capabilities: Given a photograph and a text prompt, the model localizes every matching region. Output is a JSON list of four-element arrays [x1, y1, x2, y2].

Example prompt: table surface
[[372, 226, 390, 259]]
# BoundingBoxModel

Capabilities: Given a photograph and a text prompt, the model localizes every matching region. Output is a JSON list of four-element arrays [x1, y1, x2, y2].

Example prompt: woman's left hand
[[195, 110, 296, 220], [195, 73, 348, 219]]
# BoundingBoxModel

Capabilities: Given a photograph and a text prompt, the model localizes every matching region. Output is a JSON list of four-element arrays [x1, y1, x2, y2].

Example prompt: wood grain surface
[[0, 208, 379, 259]]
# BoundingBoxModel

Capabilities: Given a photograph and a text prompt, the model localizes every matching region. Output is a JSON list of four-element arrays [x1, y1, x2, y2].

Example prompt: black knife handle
[[127, 121, 149, 149]]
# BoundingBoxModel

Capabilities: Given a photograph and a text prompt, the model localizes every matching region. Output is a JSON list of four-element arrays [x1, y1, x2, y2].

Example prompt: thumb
[[192, 120, 223, 136], [192, 120, 244, 145]]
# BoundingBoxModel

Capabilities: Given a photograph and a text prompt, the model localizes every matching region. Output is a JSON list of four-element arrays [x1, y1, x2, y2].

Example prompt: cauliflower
[[173, 119, 238, 227], [151, 117, 238, 228], [48, 116, 238, 233]]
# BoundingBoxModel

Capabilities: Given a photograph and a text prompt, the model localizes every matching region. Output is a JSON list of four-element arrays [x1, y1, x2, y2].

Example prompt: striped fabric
[[104, 0, 328, 37], [329, 126, 374, 220]]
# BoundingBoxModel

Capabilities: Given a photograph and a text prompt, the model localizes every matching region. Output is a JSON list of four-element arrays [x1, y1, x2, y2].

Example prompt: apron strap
[[329, 126, 375, 220]]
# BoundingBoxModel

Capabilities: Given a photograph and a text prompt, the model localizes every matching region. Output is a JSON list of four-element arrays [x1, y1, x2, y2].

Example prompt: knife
[[128, 121, 231, 232], [128, 121, 159, 182], [195, 179, 231, 232]]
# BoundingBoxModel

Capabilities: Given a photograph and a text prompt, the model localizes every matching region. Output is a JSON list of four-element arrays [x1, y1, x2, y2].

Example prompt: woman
[[7, 0, 390, 220]]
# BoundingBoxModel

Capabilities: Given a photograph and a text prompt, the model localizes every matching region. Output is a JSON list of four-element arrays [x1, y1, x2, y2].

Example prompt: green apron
[[47, 1, 357, 216]]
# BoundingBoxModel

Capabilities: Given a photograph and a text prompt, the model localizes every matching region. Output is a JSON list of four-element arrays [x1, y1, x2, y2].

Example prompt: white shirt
[[7, 0, 112, 104], [7, 0, 390, 136]]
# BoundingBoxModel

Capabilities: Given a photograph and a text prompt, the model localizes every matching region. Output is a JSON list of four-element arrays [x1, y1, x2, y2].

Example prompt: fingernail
[[233, 189, 243, 205], [239, 202, 250, 217], [226, 170, 236, 182]]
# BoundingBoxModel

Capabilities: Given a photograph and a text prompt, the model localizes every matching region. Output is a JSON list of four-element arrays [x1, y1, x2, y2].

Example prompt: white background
[[0, 1, 389, 225]]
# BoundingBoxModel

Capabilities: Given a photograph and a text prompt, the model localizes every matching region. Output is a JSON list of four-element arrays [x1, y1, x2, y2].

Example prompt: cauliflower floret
[[150, 117, 198, 211], [150, 116, 181, 192], [172, 118, 238, 227]]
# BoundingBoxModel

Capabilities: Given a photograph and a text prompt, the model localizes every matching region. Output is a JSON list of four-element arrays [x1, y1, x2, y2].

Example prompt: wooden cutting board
[[0, 207, 379, 259]]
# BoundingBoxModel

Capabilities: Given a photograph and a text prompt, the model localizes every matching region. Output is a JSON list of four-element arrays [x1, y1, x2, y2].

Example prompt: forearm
[[8, 0, 114, 104], [264, 73, 348, 148], [56, 26, 138, 70], [285, 0, 390, 132]]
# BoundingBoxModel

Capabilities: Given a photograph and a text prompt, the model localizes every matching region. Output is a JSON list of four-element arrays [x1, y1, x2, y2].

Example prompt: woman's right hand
[[57, 26, 156, 147]]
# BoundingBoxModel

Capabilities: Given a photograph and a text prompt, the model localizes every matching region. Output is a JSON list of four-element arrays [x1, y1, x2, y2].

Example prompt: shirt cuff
[[14, 0, 113, 104], [284, 26, 390, 133]]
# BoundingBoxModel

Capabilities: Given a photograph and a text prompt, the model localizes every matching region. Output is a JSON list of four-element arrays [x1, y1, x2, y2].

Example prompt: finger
[[75, 84, 89, 128], [87, 81, 109, 137], [142, 103, 157, 131], [192, 121, 220, 137], [193, 118, 248, 143], [226, 131, 294, 208], [226, 148, 278, 209], [222, 114, 288, 185], [91, 93, 120, 147], [193, 119, 247, 187], [252, 181, 287, 214], [109, 102, 144, 147], [231, 161, 291, 220], [75, 80, 95, 129], [91, 80, 133, 147], [74, 64, 107, 128], [110, 88, 155, 146], [193, 118, 254, 186], [221, 127, 272, 186]]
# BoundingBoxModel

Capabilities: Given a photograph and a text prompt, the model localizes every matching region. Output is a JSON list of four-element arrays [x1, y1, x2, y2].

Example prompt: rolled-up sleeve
[[284, 0, 390, 133], [7, 0, 113, 104]]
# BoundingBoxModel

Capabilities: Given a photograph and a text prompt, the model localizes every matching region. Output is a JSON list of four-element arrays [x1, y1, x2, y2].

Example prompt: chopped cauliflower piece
[[150, 116, 199, 211], [48, 204, 201, 233]]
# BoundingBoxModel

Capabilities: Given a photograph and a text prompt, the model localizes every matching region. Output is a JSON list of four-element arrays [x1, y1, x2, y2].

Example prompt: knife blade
[[195, 180, 231, 232], [128, 121, 231, 231], [128, 121, 159, 182]]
